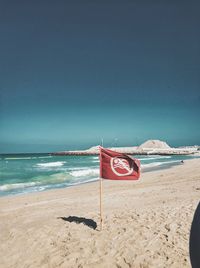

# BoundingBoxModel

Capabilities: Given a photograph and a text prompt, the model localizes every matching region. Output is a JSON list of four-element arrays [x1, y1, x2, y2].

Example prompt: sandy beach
[[0, 158, 199, 268]]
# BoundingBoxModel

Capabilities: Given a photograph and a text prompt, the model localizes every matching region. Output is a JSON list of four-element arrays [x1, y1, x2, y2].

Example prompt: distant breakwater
[[51, 150, 195, 156]]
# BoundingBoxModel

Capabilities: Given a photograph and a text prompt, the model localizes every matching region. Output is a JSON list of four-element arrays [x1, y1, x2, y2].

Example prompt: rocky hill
[[138, 140, 171, 150]]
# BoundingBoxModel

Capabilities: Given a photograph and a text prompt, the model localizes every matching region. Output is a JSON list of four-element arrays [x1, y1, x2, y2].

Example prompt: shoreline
[[0, 158, 200, 268], [0, 156, 191, 198], [1, 158, 195, 205]]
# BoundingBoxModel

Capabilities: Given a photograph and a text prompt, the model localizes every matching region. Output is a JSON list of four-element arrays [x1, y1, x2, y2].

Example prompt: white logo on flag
[[110, 157, 133, 176]]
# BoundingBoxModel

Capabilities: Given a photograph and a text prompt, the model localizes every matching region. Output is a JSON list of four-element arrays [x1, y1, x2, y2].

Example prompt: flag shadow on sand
[[59, 216, 97, 230]]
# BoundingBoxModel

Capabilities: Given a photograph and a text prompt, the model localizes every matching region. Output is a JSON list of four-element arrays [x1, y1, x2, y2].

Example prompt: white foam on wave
[[0, 170, 99, 192], [37, 161, 66, 167], [92, 160, 99, 163], [5, 157, 33, 160], [138, 156, 172, 161], [0, 182, 38, 191], [8, 177, 100, 195], [68, 177, 99, 186], [70, 168, 99, 177], [92, 156, 99, 160], [0, 174, 69, 192], [67, 167, 89, 171], [141, 160, 180, 168], [33, 156, 52, 159], [141, 162, 164, 168]]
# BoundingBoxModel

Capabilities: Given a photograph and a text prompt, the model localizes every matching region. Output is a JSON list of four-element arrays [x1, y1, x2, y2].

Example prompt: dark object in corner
[[190, 202, 200, 268], [59, 216, 97, 230]]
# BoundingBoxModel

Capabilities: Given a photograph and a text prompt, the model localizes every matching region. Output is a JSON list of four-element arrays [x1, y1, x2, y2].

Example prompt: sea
[[0, 153, 199, 197]]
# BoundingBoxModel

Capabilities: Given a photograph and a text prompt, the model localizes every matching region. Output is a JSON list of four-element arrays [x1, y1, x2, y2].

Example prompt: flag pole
[[99, 176, 103, 231], [99, 142, 103, 231]]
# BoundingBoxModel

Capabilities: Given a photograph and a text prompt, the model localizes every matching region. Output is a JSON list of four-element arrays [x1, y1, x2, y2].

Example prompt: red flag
[[99, 147, 140, 180]]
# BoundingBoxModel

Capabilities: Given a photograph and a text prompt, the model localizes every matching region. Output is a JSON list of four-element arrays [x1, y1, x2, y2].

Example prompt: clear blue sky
[[0, 1, 200, 153]]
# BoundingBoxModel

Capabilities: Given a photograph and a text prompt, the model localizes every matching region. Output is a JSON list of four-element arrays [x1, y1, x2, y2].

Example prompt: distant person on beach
[[181, 160, 184, 164], [190, 202, 200, 268]]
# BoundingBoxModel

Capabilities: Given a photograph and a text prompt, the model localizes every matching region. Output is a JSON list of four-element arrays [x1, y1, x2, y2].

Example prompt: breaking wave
[[5, 157, 33, 160], [0, 167, 99, 193], [70, 168, 99, 177], [0, 182, 39, 191], [141, 160, 180, 168], [36, 161, 66, 167], [138, 156, 172, 161]]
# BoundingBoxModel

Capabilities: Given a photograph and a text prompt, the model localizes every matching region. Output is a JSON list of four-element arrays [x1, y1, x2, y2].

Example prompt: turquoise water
[[0, 153, 199, 196]]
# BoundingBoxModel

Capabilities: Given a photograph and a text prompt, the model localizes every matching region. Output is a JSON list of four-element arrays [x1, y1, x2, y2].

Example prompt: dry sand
[[0, 159, 200, 268]]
